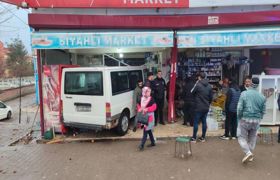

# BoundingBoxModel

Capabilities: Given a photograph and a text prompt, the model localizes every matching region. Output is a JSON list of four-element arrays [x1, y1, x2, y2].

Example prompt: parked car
[[61, 66, 145, 135], [0, 101, 12, 120]]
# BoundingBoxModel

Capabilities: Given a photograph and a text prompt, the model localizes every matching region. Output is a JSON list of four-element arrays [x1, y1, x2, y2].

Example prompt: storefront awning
[[177, 27, 280, 48], [31, 31, 174, 49]]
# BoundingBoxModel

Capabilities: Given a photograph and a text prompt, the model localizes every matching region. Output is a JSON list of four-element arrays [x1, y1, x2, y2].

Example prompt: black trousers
[[225, 111, 237, 137], [155, 98, 164, 124], [183, 102, 194, 126], [140, 129, 155, 147]]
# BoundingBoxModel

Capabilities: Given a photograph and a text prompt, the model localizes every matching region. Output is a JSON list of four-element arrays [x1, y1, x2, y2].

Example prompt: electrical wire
[[0, 3, 29, 27]]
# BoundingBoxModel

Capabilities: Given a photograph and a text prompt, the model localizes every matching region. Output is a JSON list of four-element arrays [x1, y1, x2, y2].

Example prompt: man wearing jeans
[[191, 72, 213, 143], [237, 77, 266, 163]]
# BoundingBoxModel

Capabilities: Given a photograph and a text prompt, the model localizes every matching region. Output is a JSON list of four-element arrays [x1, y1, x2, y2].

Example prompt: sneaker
[[190, 137, 197, 143], [147, 143, 156, 148], [138, 145, 144, 151], [231, 137, 237, 140], [248, 156, 254, 162], [242, 152, 253, 164], [220, 135, 230, 140], [198, 137, 206, 142]]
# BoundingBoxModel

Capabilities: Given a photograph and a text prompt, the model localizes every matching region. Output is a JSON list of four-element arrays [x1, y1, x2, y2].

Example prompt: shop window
[[111, 71, 129, 95], [129, 70, 143, 90], [64, 72, 103, 96]]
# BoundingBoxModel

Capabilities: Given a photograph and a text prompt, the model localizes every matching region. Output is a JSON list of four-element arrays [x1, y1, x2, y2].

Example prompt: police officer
[[154, 70, 166, 125]]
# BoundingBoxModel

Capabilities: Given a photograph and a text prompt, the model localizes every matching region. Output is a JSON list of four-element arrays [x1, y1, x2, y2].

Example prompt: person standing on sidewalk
[[220, 80, 241, 140], [237, 77, 266, 163], [137, 86, 157, 151], [133, 80, 143, 132], [144, 72, 155, 92], [154, 70, 166, 126], [182, 76, 195, 126], [240, 76, 252, 92], [191, 72, 213, 143]]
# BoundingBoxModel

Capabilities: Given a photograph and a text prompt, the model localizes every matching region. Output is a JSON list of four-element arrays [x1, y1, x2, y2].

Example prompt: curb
[[36, 135, 182, 144]]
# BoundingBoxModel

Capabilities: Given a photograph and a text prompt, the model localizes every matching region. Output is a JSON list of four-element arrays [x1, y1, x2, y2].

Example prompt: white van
[[61, 66, 145, 135]]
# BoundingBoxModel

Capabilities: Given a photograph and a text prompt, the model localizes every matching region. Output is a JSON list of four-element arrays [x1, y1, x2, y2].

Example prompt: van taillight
[[106, 103, 111, 118]]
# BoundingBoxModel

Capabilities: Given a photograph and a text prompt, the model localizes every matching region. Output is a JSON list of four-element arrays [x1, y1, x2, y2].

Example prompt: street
[[0, 94, 39, 147]]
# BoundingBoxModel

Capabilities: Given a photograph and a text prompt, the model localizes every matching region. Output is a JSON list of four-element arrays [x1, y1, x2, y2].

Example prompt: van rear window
[[64, 72, 103, 96]]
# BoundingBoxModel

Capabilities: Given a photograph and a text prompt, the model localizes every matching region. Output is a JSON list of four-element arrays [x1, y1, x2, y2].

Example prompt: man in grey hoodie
[[237, 77, 266, 163], [191, 72, 213, 143]]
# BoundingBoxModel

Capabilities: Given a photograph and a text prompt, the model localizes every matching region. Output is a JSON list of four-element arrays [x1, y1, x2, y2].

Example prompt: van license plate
[[76, 106, 91, 112]]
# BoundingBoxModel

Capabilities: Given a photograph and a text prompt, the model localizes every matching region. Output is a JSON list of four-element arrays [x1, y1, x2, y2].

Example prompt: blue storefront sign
[[31, 31, 173, 49], [177, 27, 280, 48]]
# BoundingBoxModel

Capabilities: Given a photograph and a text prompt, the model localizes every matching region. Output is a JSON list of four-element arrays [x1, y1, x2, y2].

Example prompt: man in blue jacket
[[220, 80, 241, 140], [237, 77, 266, 163]]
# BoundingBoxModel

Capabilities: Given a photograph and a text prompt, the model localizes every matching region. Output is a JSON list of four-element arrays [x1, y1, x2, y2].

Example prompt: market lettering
[[274, 32, 280, 42], [103, 35, 147, 47], [60, 36, 101, 47], [243, 34, 258, 44], [123, 0, 178, 4]]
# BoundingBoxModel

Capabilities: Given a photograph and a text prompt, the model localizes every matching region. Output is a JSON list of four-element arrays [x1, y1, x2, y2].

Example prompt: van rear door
[[61, 70, 106, 126]]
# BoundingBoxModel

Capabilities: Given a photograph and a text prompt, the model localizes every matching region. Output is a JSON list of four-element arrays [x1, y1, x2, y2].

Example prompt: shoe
[[159, 121, 166, 125], [190, 137, 197, 143], [138, 145, 144, 151], [248, 156, 254, 162], [198, 137, 206, 142], [133, 127, 137, 132], [231, 137, 237, 140], [242, 152, 253, 164], [220, 135, 230, 140], [278, 139, 280, 143], [147, 143, 156, 148]]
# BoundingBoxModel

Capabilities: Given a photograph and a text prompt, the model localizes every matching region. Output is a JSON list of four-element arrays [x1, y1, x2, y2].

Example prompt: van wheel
[[7, 111, 12, 119], [116, 112, 129, 136]]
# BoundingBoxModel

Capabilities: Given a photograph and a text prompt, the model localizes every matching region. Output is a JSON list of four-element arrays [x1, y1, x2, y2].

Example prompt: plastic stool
[[258, 127, 273, 145], [174, 136, 192, 158]]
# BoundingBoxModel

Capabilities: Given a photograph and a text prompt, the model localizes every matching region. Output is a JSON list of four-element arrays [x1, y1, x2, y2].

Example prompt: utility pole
[[19, 74, 21, 124]]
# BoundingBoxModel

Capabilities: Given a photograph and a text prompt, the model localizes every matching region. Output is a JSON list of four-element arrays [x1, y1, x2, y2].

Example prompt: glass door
[[260, 77, 276, 125]]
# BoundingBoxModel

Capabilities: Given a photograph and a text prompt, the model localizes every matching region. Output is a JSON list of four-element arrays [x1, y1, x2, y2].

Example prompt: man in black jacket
[[182, 76, 195, 126], [154, 70, 166, 125], [191, 72, 213, 143]]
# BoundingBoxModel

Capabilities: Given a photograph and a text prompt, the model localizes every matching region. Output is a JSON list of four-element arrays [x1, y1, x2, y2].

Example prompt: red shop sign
[[4, 0, 189, 8]]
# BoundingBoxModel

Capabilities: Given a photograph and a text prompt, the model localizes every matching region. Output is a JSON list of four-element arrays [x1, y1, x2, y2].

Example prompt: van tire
[[116, 111, 129, 136]]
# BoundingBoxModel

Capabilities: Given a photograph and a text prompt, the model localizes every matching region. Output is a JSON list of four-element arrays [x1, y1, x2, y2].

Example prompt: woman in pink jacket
[[137, 86, 157, 151]]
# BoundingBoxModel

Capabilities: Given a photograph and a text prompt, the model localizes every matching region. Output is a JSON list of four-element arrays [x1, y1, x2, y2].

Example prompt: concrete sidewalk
[[1, 138, 280, 180], [41, 119, 279, 144]]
